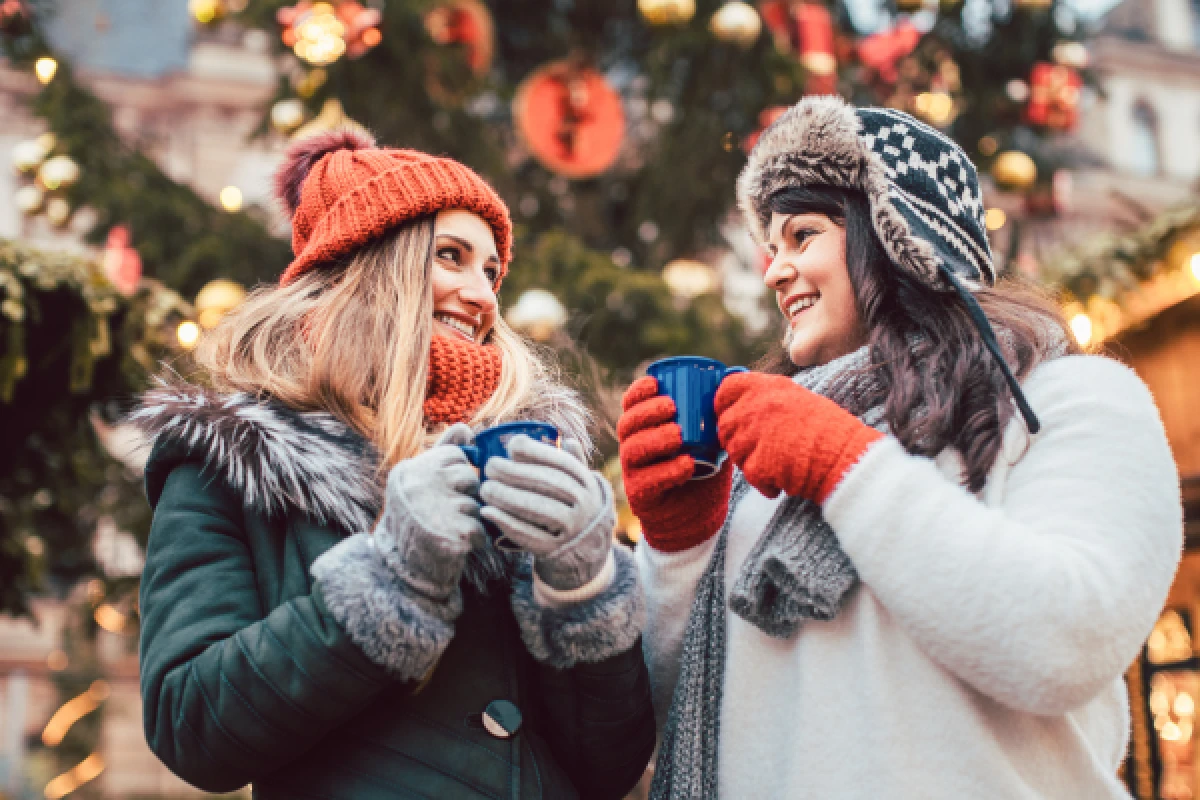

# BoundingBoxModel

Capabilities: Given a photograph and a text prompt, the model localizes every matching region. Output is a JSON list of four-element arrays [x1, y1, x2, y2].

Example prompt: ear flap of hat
[[274, 128, 377, 216]]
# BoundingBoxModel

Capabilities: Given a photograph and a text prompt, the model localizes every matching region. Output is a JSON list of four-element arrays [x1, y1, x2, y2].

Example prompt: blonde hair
[[194, 217, 548, 470]]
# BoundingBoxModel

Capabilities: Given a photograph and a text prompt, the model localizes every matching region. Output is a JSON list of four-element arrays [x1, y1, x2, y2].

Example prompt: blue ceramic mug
[[646, 356, 747, 480], [460, 421, 561, 542]]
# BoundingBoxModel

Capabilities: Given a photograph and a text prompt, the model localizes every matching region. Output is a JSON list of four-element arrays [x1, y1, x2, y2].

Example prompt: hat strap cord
[[939, 266, 1041, 435]]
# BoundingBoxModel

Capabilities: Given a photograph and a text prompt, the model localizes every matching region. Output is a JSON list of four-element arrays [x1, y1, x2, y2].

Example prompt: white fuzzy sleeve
[[823, 355, 1182, 715], [636, 537, 718, 731]]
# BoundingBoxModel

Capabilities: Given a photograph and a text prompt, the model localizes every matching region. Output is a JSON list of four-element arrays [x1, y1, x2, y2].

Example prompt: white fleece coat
[[638, 355, 1182, 799]]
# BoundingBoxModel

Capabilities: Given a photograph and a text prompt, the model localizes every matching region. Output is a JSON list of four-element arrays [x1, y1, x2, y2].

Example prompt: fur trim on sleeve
[[310, 533, 461, 681], [509, 546, 646, 669]]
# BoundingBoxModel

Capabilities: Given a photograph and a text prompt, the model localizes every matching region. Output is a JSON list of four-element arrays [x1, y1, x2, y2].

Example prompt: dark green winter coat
[[134, 385, 655, 800]]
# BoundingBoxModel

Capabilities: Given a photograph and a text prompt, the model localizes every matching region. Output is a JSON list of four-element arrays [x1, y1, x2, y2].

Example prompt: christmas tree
[[0, 0, 1096, 611]]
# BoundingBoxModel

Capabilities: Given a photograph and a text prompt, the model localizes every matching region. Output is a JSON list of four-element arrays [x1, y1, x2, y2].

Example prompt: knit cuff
[[640, 461, 733, 553], [311, 533, 460, 681], [511, 546, 645, 669]]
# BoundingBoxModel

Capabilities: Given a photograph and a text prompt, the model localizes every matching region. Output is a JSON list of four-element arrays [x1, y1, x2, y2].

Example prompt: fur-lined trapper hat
[[737, 95, 993, 289], [737, 96, 1042, 433]]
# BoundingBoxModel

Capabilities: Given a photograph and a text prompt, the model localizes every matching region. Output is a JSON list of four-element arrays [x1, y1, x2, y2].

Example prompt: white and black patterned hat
[[737, 95, 1041, 432], [737, 95, 993, 288]]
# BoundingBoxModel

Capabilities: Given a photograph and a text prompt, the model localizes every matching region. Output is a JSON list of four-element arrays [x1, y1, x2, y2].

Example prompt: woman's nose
[[460, 273, 498, 314], [762, 255, 795, 293]]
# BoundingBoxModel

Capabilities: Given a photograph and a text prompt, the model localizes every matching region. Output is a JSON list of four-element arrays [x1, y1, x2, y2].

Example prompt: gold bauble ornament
[[662, 258, 718, 299], [291, 98, 368, 141], [710, 1, 761, 47], [14, 185, 44, 215], [271, 98, 308, 133], [992, 150, 1038, 192], [38, 154, 80, 190], [11, 138, 49, 174], [638, 0, 696, 26], [505, 289, 567, 342], [45, 197, 71, 227], [195, 279, 247, 329]]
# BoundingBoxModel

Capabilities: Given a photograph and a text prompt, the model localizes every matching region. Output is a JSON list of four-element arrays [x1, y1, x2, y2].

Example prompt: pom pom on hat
[[274, 128, 377, 216]]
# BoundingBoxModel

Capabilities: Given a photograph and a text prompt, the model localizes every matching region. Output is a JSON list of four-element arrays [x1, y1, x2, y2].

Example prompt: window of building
[[1129, 101, 1162, 177]]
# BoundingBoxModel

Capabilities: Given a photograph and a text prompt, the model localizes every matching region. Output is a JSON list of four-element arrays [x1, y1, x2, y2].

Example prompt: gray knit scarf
[[648, 345, 889, 800]]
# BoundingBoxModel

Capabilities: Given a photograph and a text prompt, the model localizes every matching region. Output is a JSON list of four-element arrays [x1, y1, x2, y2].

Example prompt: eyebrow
[[437, 233, 500, 265]]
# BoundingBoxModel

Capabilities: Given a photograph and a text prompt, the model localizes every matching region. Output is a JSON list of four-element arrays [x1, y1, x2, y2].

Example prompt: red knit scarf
[[424, 334, 503, 424]]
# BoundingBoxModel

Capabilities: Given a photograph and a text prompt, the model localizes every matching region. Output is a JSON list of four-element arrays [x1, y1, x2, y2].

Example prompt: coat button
[[482, 700, 522, 739]]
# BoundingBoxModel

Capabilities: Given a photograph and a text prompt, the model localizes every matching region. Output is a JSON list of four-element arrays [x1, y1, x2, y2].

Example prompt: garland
[[0, 238, 188, 616]]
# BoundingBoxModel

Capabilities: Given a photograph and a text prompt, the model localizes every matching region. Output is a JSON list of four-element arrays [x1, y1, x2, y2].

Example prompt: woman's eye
[[792, 228, 817, 245], [484, 266, 499, 284], [437, 247, 460, 264]]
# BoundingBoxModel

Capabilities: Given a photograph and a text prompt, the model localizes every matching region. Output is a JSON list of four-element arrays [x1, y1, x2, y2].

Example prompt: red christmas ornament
[[424, 0, 494, 75], [513, 60, 625, 179], [759, 1, 838, 94], [0, 0, 29, 34], [103, 226, 142, 297], [743, 105, 788, 152], [1024, 62, 1081, 131], [857, 21, 921, 85]]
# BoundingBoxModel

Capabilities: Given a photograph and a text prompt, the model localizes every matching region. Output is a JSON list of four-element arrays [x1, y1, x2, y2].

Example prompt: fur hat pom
[[275, 128, 377, 215]]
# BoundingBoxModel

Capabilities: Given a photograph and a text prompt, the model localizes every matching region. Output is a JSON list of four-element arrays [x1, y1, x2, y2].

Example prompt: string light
[[1069, 312, 1092, 346], [914, 92, 955, 127], [44, 753, 105, 800], [985, 209, 1007, 231], [34, 56, 57, 84], [291, 3, 346, 66], [93, 603, 126, 633], [176, 321, 200, 349], [1190, 253, 1200, 282], [219, 186, 243, 212], [42, 682, 110, 747]]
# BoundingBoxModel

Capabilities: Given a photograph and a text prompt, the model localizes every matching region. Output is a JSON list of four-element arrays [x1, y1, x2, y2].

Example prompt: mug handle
[[722, 366, 748, 379], [459, 444, 482, 468]]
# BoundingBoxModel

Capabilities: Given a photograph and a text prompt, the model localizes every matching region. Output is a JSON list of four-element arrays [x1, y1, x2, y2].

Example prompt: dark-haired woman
[[620, 97, 1182, 799]]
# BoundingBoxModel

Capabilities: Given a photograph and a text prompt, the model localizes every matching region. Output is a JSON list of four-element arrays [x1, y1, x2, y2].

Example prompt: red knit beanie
[[274, 129, 512, 287]]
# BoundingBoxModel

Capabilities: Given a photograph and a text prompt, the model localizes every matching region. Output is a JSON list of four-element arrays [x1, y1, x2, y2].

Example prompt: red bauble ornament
[[103, 225, 142, 297], [857, 21, 921, 85], [424, 0, 495, 75], [759, 1, 838, 94], [1025, 62, 1081, 131], [0, 0, 29, 35], [513, 61, 625, 178]]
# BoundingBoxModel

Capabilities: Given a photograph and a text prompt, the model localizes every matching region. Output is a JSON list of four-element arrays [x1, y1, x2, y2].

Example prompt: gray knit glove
[[479, 436, 615, 592], [374, 423, 486, 605]]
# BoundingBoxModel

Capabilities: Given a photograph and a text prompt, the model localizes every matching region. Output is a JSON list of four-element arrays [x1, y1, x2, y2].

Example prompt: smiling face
[[764, 211, 864, 368], [431, 209, 501, 344]]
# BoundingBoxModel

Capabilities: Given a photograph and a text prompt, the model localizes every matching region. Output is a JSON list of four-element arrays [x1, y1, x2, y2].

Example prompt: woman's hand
[[617, 376, 733, 553], [374, 422, 486, 601], [479, 436, 614, 591], [714, 372, 882, 504]]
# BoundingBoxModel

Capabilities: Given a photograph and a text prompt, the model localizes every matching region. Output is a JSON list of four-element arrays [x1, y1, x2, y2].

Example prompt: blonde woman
[[133, 131, 654, 800]]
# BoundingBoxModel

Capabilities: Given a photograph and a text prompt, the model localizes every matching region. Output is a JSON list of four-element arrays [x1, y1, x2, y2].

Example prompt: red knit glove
[[715, 372, 883, 505], [617, 376, 733, 553]]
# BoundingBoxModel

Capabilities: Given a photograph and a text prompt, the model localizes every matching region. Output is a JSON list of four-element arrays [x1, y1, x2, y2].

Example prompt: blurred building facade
[[0, 2, 281, 797]]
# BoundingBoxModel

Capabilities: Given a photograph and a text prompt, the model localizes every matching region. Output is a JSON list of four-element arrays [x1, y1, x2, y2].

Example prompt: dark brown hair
[[757, 186, 1081, 491]]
